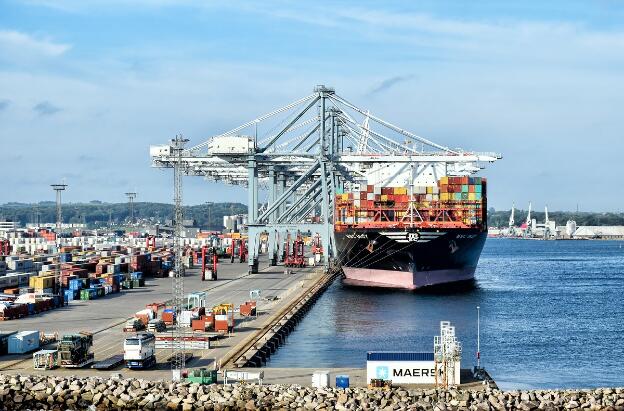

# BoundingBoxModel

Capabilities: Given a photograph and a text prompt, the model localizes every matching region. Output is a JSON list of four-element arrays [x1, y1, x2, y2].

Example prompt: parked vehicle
[[124, 332, 156, 369]]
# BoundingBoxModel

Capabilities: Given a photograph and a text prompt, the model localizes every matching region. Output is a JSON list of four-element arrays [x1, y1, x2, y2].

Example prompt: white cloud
[[0, 30, 71, 58]]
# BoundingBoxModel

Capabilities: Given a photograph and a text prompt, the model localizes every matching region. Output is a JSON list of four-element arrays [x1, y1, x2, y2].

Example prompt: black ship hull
[[335, 228, 487, 289]]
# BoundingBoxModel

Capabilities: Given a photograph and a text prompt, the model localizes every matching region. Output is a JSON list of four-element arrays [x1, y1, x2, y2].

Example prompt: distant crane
[[535, 205, 556, 239], [507, 203, 516, 236], [523, 201, 532, 237]]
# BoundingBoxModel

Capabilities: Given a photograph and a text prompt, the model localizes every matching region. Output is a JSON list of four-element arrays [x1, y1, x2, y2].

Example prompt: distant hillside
[[487, 209, 624, 228], [0, 202, 247, 230], [3, 202, 623, 229]]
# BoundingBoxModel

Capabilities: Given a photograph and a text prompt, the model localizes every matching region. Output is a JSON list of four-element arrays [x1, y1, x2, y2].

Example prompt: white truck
[[123, 332, 156, 369]]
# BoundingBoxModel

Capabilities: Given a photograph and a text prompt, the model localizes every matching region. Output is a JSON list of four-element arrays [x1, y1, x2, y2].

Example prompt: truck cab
[[124, 332, 156, 369]]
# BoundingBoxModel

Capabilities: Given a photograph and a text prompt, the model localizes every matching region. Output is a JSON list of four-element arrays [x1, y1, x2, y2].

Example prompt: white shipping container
[[312, 371, 330, 388], [8, 331, 40, 354], [366, 353, 460, 385]]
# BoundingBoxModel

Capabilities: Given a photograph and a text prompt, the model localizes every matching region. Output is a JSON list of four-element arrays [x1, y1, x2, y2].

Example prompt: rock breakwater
[[1, 374, 623, 410]]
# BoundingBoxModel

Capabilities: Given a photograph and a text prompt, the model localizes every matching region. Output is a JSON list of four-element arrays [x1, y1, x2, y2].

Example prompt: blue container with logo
[[336, 375, 349, 388]]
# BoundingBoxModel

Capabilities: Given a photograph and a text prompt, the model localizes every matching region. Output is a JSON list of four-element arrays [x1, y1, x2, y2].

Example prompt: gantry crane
[[150, 86, 501, 275]]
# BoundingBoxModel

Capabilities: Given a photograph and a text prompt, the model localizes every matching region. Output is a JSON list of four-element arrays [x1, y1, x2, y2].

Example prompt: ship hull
[[335, 228, 486, 290]]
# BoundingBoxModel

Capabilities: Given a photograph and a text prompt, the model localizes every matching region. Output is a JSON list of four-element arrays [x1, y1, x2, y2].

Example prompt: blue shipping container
[[336, 375, 349, 388], [69, 279, 83, 290], [59, 253, 72, 263]]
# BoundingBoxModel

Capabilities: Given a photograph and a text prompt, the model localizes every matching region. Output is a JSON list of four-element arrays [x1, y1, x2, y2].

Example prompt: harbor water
[[267, 239, 624, 390]]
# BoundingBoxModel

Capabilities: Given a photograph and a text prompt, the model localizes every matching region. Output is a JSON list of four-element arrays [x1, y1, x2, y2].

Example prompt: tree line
[[2, 202, 623, 230], [0, 202, 247, 230], [487, 208, 624, 228]]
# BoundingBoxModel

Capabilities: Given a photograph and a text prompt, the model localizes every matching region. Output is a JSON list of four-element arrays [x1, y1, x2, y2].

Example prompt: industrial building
[[571, 226, 624, 240]]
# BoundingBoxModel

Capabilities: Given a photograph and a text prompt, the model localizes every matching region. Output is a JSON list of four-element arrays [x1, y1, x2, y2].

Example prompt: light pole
[[205, 202, 214, 231], [477, 305, 481, 370]]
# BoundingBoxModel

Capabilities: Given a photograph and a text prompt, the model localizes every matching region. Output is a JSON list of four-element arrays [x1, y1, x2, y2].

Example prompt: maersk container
[[8, 330, 40, 354]]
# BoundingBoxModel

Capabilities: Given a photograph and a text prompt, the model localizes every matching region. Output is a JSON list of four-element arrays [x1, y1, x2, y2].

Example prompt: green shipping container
[[454, 193, 462, 201], [462, 185, 469, 192], [461, 193, 469, 200], [475, 185, 482, 193]]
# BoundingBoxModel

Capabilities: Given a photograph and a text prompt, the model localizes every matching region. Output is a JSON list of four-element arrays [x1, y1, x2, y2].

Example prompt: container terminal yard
[[0, 86, 499, 390]]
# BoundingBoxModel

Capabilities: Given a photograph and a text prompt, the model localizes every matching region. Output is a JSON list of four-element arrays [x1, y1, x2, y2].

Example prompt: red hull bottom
[[342, 267, 476, 290]]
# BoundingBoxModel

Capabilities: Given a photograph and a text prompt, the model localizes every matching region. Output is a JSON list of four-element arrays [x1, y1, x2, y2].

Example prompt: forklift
[[284, 234, 305, 268], [201, 245, 218, 281]]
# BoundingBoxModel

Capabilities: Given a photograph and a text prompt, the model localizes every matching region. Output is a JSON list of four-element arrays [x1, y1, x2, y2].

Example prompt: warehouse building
[[572, 226, 624, 239]]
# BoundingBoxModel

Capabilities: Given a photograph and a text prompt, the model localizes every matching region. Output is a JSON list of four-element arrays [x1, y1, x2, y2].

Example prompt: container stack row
[[335, 176, 487, 228]]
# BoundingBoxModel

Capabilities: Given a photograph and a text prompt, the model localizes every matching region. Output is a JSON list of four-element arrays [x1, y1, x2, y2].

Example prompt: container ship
[[335, 173, 487, 290]]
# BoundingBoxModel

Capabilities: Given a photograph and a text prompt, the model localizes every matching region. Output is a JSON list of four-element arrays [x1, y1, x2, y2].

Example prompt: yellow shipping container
[[342, 194, 349, 200], [440, 176, 449, 185], [381, 195, 388, 201], [468, 193, 476, 201], [426, 186, 433, 194], [29, 275, 55, 289], [394, 187, 407, 195], [440, 193, 450, 201]]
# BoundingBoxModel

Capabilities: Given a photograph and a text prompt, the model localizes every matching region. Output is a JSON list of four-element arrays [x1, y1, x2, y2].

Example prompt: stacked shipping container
[[335, 176, 487, 229]]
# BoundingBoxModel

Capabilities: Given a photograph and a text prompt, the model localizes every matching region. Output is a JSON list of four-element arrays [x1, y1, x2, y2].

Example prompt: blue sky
[[1, 0, 623, 211]]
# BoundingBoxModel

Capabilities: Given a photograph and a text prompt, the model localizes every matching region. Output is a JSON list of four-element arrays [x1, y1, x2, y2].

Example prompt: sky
[[1, 0, 623, 211]]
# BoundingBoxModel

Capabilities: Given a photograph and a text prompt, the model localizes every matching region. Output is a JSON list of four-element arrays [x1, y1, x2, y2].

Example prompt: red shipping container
[[192, 318, 208, 331], [367, 185, 374, 193], [161, 311, 175, 325]]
